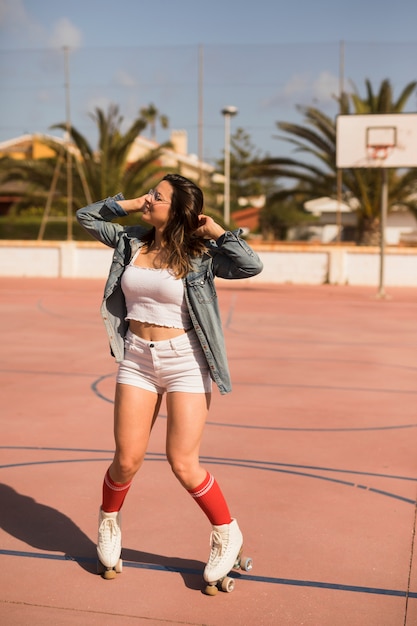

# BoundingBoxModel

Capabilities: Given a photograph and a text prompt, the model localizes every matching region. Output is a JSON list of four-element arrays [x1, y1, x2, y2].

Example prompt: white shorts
[[116, 328, 212, 394]]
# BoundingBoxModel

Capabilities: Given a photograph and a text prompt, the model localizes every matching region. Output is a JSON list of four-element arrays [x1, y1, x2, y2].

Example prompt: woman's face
[[142, 180, 173, 229]]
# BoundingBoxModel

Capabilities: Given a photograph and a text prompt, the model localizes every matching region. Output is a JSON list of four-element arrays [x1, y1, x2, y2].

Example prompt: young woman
[[76, 174, 263, 589]]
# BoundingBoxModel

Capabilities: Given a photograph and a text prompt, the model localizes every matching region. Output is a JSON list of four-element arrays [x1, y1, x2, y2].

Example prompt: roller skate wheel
[[221, 576, 235, 593], [240, 555, 253, 571], [115, 558, 123, 573], [103, 568, 117, 580], [204, 584, 218, 596]]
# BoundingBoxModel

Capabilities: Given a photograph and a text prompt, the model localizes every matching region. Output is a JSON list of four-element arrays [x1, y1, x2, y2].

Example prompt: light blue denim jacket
[[76, 194, 263, 394]]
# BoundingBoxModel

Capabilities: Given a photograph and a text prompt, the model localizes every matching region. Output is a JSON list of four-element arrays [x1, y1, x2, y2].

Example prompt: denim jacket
[[76, 194, 263, 394]]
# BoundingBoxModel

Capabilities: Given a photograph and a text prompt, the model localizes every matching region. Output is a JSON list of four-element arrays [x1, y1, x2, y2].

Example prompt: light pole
[[221, 106, 238, 225]]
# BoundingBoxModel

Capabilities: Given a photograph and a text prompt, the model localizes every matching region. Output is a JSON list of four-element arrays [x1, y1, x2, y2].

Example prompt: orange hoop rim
[[366, 144, 393, 161]]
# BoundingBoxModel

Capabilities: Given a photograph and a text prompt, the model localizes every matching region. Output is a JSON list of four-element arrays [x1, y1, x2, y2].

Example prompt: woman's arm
[[194, 214, 226, 241], [76, 194, 143, 248], [196, 215, 263, 280], [114, 196, 147, 214], [76, 194, 126, 248]]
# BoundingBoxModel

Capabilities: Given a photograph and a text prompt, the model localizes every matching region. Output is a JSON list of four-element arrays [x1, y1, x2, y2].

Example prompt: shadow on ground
[[0, 483, 204, 589]]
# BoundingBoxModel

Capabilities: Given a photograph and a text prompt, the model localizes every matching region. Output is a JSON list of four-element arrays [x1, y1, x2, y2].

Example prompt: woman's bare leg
[[165, 391, 210, 489], [109, 382, 162, 483]]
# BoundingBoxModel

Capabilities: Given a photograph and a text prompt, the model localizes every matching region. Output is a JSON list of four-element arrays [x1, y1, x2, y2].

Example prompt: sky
[[1, 0, 416, 162], [2, 0, 417, 48]]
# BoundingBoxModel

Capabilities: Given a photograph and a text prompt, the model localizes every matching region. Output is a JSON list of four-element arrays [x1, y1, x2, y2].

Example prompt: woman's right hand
[[116, 195, 148, 214]]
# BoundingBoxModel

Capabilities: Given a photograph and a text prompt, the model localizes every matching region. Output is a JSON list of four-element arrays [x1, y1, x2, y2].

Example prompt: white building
[[302, 196, 417, 244]]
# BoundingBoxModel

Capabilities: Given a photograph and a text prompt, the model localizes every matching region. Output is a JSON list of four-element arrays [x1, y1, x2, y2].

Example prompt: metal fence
[[1, 42, 416, 165]]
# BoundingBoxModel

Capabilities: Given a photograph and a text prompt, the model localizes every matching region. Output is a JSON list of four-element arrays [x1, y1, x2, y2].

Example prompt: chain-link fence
[[1, 42, 416, 165]]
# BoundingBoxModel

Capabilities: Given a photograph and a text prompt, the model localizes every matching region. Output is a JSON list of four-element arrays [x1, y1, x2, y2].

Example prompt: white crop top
[[121, 249, 191, 330]]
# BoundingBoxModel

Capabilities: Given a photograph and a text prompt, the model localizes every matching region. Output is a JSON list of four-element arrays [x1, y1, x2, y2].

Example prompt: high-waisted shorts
[[116, 328, 212, 394]]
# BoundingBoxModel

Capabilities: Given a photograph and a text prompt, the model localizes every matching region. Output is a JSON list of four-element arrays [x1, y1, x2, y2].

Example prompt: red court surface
[[1, 277, 416, 626]]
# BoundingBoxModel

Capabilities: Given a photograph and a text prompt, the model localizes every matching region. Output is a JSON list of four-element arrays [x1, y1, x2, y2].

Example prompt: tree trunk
[[358, 216, 381, 246]]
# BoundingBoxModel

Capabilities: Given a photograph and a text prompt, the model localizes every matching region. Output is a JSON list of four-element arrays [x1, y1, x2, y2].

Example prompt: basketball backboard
[[336, 113, 417, 168]]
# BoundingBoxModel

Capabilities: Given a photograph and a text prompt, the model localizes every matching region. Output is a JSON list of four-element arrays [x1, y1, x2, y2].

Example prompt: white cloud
[[0, 1, 82, 49], [114, 69, 137, 87], [263, 70, 340, 109], [48, 17, 82, 49], [312, 71, 339, 103], [0, 0, 43, 44], [283, 73, 310, 98], [282, 71, 339, 102]]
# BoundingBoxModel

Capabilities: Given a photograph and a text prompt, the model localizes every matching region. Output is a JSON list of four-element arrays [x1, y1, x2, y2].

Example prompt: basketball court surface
[[1, 277, 416, 625]]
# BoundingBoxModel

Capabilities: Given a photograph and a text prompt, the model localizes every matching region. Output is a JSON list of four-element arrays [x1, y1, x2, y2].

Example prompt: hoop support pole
[[377, 168, 388, 299]]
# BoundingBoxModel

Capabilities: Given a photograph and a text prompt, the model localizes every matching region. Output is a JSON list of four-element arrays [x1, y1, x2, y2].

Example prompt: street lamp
[[221, 106, 238, 225]]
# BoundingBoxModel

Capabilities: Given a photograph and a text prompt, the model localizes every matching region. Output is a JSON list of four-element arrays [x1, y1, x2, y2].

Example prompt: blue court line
[[91, 372, 417, 401], [206, 461, 417, 505], [0, 549, 416, 599], [0, 458, 112, 470], [2, 446, 415, 484], [91, 374, 417, 432], [0, 449, 415, 505], [205, 421, 417, 432]]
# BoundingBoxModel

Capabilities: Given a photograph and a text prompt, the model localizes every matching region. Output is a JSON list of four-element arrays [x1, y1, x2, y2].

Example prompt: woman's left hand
[[194, 214, 226, 240]]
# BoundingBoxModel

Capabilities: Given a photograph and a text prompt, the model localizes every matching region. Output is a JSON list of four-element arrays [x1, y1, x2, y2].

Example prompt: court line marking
[[0, 549, 416, 599], [88, 373, 417, 431], [1, 449, 416, 505]]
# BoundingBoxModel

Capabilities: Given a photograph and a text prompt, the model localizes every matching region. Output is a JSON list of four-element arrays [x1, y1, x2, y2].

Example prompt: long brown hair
[[141, 174, 207, 277]]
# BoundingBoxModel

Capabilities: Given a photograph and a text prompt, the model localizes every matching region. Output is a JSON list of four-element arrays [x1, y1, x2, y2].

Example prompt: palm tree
[[347, 79, 416, 114], [0, 104, 171, 220], [52, 104, 170, 201], [258, 79, 417, 244], [140, 103, 169, 142]]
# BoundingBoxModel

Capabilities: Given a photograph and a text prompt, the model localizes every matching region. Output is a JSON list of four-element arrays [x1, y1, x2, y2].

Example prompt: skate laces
[[208, 529, 228, 563], [99, 517, 120, 548]]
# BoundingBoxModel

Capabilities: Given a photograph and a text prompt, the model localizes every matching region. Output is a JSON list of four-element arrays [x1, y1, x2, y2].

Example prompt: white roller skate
[[96, 508, 123, 579], [203, 519, 253, 595]]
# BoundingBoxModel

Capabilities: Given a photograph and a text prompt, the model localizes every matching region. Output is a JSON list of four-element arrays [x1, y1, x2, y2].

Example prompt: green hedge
[[0, 209, 232, 241], [0, 217, 94, 241], [0, 213, 152, 241]]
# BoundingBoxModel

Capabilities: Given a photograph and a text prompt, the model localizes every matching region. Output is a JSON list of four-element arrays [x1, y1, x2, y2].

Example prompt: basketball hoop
[[365, 125, 396, 165], [336, 114, 417, 169], [366, 144, 392, 164]]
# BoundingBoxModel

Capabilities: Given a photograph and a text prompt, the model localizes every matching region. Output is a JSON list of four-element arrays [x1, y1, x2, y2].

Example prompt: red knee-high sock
[[102, 468, 132, 513], [188, 472, 232, 526]]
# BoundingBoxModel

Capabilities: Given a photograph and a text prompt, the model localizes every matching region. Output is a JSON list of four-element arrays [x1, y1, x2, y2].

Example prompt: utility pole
[[64, 46, 73, 241], [221, 106, 238, 225]]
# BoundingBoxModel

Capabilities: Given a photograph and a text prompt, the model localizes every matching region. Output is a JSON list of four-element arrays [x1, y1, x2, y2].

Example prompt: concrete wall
[[0, 240, 416, 287]]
